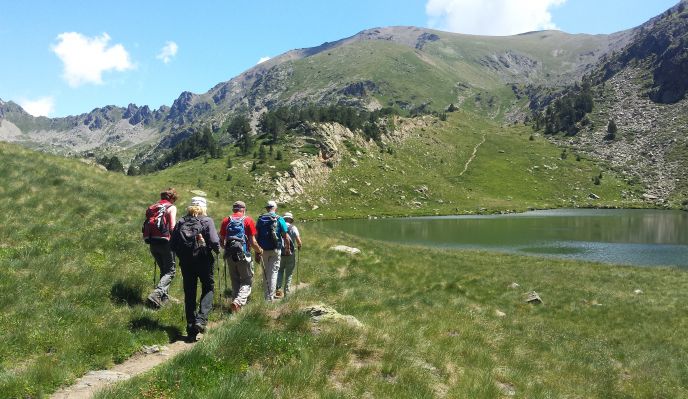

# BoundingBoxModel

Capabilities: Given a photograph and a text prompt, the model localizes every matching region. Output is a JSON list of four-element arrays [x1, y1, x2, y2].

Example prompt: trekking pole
[[296, 248, 300, 290], [216, 254, 222, 311], [152, 260, 157, 288]]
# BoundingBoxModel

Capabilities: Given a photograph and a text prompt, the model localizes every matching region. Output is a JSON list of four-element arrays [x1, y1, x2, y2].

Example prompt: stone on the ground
[[496, 381, 516, 396], [589, 193, 600, 199], [330, 245, 361, 255], [509, 282, 520, 289], [77, 370, 130, 388], [495, 309, 506, 317], [525, 291, 543, 305], [302, 304, 363, 328], [634, 289, 643, 295], [142, 345, 165, 354]]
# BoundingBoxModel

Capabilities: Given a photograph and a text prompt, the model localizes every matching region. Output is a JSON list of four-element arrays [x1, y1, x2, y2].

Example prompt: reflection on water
[[317, 209, 688, 267]]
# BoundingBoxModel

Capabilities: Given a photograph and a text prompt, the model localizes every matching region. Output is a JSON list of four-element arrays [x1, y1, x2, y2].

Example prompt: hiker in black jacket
[[170, 196, 220, 342]]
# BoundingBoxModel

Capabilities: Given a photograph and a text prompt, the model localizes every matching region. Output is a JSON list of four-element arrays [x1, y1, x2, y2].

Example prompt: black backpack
[[171, 217, 206, 257]]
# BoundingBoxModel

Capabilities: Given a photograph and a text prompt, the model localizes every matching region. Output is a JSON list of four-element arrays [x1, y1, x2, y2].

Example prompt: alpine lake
[[315, 209, 688, 267]]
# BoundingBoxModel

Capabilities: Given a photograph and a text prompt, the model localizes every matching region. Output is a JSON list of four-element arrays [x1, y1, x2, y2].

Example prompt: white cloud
[[257, 56, 271, 64], [19, 96, 55, 117], [426, 0, 566, 36], [52, 32, 134, 87], [157, 41, 178, 64]]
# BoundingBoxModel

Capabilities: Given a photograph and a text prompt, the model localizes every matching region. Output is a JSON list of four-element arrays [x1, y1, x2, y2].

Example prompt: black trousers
[[179, 255, 215, 331]]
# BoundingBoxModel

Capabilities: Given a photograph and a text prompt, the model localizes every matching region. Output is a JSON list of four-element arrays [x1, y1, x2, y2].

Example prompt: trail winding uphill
[[459, 134, 486, 177]]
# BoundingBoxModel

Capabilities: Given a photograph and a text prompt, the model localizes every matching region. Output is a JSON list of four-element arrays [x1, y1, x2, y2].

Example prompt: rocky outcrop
[[596, 3, 688, 104], [559, 66, 688, 201], [272, 116, 432, 203]]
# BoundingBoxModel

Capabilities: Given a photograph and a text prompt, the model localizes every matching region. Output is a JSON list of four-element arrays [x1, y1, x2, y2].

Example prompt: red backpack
[[142, 200, 172, 243]]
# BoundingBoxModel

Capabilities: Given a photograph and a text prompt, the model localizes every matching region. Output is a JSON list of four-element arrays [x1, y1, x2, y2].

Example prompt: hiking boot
[[230, 302, 241, 313], [185, 332, 198, 343], [185, 324, 198, 343], [274, 289, 284, 299], [194, 323, 206, 334], [146, 293, 162, 309]]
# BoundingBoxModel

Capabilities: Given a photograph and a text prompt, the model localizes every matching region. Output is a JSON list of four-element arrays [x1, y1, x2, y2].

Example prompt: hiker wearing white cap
[[275, 212, 302, 298], [170, 196, 220, 341], [219, 200, 263, 312], [255, 200, 292, 301]]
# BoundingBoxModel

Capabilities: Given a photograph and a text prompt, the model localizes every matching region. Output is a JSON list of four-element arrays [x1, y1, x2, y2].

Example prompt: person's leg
[[152, 241, 176, 301], [228, 258, 241, 302], [276, 261, 285, 291], [180, 262, 197, 335], [263, 250, 281, 301], [234, 259, 254, 306], [281, 255, 296, 295], [196, 257, 215, 328]]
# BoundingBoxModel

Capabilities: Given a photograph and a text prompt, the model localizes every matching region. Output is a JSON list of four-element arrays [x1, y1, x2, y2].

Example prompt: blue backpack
[[256, 213, 281, 250], [225, 216, 247, 261]]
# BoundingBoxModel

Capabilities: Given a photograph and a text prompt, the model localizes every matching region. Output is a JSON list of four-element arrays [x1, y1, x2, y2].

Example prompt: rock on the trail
[[78, 370, 130, 387], [525, 291, 543, 305], [302, 304, 363, 328], [330, 245, 361, 255]]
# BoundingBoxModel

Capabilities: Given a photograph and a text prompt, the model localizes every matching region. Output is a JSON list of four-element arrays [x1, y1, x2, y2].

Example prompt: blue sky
[[0, 0, 678, 117]]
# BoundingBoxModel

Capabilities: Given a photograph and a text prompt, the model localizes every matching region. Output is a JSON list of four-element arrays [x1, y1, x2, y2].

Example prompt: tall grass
[[0, 143, 189, 398]]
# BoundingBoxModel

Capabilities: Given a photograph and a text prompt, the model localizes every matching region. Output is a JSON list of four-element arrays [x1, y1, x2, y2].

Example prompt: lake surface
[[316, 209, 688, 267]]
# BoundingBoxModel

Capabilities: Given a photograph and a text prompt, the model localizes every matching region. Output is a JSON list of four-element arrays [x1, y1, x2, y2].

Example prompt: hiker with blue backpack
[[219, 200, 263, 313], [142, 188, 178, 309], [255, 200, 292, 301], [170, 196, 220, 342], [275, 212, 302, 298]]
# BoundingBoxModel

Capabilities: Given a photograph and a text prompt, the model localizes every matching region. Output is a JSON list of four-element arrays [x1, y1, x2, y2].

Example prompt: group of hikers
[[142, 188, 302, 341]]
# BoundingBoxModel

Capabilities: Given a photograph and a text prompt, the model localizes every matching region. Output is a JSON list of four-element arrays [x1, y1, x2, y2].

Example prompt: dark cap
[[232, 200, 246, 209]]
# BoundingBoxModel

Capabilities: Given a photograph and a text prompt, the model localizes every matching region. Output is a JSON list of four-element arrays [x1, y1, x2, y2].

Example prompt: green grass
[[290, 111, 643, 219], [0, 109, 677, 398], [99, 224, 688, 398], [0, 143, 190, 398]]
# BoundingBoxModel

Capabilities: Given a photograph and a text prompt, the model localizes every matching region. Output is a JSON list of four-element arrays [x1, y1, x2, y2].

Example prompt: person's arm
[[206, 219, 221, 253], [293, 226, 302, 250], [278, 217, 292, 254], [219, 217, 228, 248], [168, 205, 177, 230], [249, 235, 262, 254]]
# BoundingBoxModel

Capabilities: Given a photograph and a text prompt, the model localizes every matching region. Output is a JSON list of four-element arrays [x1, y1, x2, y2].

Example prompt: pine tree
[[606, 119, 617, 140]]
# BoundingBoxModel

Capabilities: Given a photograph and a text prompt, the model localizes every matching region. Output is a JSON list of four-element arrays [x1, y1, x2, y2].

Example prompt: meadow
[[0, 110, 681, 398], [98, 224, 688, 398]]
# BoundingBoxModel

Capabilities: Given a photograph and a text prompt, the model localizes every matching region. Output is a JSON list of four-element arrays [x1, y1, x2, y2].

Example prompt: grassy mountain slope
[[138, 111, 643, 220], [0, 122, 684, 397], [0, 25, 632, 166], [0, 143, 190, 397]]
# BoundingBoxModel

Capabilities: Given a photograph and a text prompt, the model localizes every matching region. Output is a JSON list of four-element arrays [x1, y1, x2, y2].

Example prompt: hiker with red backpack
[[255, 200, 292, 301], [142, 188, 178, 309], [170, 196, 220, 342], [219, 200, 263, 313]]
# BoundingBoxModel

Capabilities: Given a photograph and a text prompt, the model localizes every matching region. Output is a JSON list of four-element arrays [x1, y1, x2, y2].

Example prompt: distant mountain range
[[1, 1, 687, 199]]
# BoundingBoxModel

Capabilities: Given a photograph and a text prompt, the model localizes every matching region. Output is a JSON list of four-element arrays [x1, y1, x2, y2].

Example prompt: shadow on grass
[[130, 316, 183, 342], [110, 278, 145, 306]]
